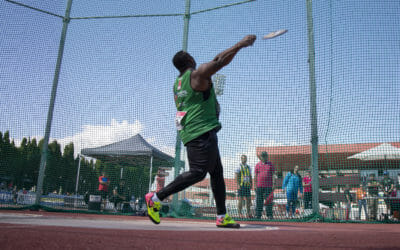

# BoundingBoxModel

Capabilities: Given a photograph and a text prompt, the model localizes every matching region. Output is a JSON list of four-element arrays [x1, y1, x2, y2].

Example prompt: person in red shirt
[[98, 171, 110, 210], [302, 170, 312, 210], [254, 151, 275, 219], [156, 169, 167, 193]]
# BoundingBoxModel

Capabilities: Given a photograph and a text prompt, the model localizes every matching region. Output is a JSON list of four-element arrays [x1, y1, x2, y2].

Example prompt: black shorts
[[238, 186, 251, 197]]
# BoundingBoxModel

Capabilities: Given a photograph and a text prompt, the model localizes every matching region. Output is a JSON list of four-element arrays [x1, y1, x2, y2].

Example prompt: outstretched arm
[[191, 35, 256, 91]]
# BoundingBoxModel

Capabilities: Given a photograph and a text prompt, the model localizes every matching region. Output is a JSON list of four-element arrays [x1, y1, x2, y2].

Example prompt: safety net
[[1, 0, 399, 223]]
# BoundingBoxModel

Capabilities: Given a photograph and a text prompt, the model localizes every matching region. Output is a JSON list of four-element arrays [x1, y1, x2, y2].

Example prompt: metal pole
[[75, 154, 82, 194], [35, 0, 73, 205], [182, 0, 191, 52], [149, 155, 154, 193], [172, 0, 191, 210], [74, 154, 82, 208], [306, 0, 320, 215]]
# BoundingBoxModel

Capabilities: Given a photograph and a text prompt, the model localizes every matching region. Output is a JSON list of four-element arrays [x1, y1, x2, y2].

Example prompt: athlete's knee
[[188, 168, 207, 182]]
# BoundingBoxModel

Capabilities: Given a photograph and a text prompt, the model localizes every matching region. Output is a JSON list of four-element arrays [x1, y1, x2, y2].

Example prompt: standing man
[[380, 171, 394, 218], [98, 171, 110, 211], [145, 35, 257, 228], [282, 165, 303, 218], [356, 183, 368, 220], [344, 184, 353, 220], [367, 173, 379, 221], [235, 154, 252, 218], [254, 151, 275, 219], [110, 179, 128, 212], [156, 169, 168, 193]]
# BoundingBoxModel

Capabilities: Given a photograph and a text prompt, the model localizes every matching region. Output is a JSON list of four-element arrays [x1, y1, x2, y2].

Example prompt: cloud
[[144, 136, 175, 157], [11, 119, 175, 160], [57, 119, 143, 157]]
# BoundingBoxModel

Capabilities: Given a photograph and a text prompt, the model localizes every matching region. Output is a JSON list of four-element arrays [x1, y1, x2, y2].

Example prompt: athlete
[[145, 35, 256, 228]]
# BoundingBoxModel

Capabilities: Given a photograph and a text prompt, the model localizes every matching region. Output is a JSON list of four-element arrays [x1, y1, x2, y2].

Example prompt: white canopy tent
[[347, 143, 400, 161]]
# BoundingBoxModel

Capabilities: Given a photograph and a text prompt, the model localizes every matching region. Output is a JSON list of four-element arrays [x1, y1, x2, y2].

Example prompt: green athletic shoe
[[216, 215, 240, 228], [145, 192, 161, 224]]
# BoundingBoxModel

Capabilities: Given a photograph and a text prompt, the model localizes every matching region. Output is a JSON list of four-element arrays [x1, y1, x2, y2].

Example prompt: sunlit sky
[[1, 0, 399, 179]]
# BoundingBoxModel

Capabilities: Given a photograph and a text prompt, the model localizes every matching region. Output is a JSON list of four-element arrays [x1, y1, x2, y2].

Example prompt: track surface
[[1, 210, 400, 249]]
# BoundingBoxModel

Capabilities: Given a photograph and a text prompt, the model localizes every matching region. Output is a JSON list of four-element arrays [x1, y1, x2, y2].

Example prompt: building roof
[[257, 142, 400, 155], [256, 142, 400, 171]]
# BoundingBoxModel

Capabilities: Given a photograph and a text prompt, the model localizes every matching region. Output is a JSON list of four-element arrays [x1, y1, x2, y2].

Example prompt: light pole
[[213, 74, 226, 96]]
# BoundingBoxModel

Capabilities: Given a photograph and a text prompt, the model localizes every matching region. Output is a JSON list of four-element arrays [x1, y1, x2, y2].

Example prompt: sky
[[1, 0, 399, 180]]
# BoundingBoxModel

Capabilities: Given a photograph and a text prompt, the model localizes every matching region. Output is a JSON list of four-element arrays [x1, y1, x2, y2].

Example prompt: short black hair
[[173, 51, 192, 72]]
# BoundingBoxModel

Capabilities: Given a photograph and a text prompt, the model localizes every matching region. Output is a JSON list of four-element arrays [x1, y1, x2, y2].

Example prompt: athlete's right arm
[[191, 35, 256, 92]]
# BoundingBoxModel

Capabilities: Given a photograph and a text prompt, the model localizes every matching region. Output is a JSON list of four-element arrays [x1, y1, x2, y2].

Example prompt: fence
[[1, 0, 399, 222]]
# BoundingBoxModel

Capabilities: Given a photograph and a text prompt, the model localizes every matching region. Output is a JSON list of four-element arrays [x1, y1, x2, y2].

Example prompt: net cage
[[0, 0, 399, 222]]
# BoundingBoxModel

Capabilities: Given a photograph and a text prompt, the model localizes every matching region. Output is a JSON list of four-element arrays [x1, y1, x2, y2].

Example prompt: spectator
[[235, 154, 252, 218], [110, 179, 129, 212], [156, 169, 168, 193], [254, 151, 275, 219], [302, 170, 312, 210], [84, 191, 90, 205], [282, 165, 303, 218], [367, 174, 379, 220], [344, 184, 353, 220], [390, 186, 400, 220], [397, 173, 400, 189], [356, 183, 368, 220], [12, 185, 18, 204], [98, 171, 110, 211], [380, 171, 394, 218], [8, 182, 13, 191]]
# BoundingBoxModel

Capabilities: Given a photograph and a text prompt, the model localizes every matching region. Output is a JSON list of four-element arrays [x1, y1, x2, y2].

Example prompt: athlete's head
[[173, 51, 196, 73]]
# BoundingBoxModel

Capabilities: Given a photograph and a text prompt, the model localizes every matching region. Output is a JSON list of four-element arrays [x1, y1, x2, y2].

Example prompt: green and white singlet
[[173, 70, 221, 145]]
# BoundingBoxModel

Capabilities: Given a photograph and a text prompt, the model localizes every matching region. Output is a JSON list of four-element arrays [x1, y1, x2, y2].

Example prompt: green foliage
[[0, 131, 161, 201], [0, 131, 98, 195]]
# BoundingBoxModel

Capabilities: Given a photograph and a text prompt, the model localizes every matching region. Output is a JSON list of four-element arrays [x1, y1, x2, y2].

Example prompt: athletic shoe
[[145, 192, 161, 224], [216, 215, 240, 228]]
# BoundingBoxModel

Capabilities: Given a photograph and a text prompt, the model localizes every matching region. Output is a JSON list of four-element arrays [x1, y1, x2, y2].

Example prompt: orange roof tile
[[257, 142, 400, 155]]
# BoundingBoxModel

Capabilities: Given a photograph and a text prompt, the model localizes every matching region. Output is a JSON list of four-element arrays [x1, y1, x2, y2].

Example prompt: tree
[[26, 138, 40, 189], [62, 143, 77, 194], [43, 140, 63, 194]]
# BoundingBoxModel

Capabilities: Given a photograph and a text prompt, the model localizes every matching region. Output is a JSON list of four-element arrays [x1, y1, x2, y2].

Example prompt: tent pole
[[149, 156, 154, 193]]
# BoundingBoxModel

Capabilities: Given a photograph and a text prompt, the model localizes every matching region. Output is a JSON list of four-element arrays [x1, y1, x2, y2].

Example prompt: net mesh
[[0, 0, 399, 222]]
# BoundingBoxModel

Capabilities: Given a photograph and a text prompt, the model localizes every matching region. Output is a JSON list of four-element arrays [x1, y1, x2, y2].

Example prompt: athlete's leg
[[210, 151, 226, 215], [156, 130, 213, 201]]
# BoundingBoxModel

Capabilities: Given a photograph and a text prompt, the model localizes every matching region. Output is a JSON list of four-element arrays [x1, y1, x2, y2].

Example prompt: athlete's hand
[[239, 35, 256, 48]]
